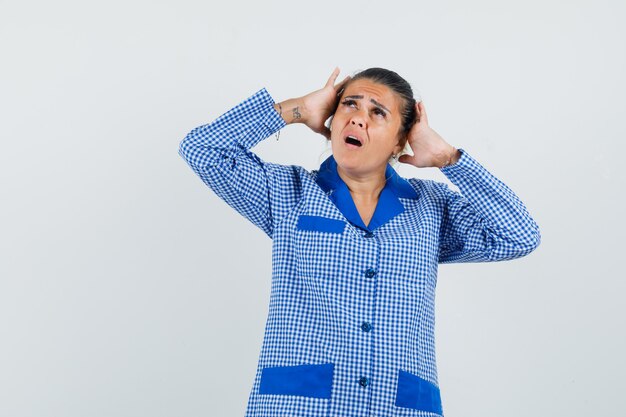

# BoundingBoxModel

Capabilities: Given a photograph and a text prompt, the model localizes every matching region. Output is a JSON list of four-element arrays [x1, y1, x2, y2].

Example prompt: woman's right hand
[[274, 67, 350, 139], [300, 67, 351, 139]]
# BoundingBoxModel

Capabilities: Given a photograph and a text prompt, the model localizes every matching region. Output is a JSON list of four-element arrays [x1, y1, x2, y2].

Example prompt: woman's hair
[[325, 67, 420, 164]]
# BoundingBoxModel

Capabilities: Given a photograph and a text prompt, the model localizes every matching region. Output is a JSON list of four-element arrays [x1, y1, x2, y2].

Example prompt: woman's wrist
[[438, 146, 460, 168], [273, 97, 306, 125], [448, 147, 461, 166]]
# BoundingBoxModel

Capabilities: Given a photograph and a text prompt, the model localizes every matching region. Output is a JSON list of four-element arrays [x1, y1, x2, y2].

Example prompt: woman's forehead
[[342, 79, 399, 112]]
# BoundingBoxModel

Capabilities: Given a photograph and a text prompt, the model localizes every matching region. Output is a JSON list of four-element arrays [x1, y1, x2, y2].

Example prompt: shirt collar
[[315, 154, 418, 231]]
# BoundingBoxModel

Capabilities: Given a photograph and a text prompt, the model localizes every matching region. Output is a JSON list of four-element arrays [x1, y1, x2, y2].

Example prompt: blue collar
[[315, 154, 418, 231]]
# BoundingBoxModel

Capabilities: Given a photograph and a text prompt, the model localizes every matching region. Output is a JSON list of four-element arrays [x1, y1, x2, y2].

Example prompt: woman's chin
[[336, 156, 370, 177], [333, 152, 359, 168]]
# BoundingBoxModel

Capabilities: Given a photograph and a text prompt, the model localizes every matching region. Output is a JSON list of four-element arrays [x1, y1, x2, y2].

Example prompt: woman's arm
[[399, 100, 540, 263], [178, 68, 351, 238], [437, 149, 541, 263], [178, 88, 300, 238]]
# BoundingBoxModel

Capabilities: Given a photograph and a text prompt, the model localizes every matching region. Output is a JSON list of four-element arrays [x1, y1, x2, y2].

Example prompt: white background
[[1, 0, 624, 416]]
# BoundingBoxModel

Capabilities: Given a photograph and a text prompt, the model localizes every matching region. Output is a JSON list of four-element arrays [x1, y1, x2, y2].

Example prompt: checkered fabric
[[179, 88, 541, 417]]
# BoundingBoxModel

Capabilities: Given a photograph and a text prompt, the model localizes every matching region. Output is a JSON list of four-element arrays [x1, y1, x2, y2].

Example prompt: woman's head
[[327, 68, 419, 176]]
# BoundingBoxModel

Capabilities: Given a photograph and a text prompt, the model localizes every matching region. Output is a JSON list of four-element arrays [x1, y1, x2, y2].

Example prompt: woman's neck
[[337, 165, 386, 202]]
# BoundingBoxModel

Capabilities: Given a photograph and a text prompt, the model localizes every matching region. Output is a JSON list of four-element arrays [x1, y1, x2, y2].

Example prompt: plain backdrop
[[1, 0, 624, 416]]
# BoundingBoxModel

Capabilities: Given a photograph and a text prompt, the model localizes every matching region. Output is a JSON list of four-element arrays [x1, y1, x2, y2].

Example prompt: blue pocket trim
[[259, 363, 334, 399], [395, 370, 443, 415], [296, 215, 346, 233]]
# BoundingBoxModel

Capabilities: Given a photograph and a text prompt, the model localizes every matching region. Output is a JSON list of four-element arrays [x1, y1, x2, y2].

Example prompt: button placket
[[353, 227, 378, 401]]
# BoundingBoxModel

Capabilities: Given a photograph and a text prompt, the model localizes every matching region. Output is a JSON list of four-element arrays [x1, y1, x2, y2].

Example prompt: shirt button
[[364, 231, 374, 238], [365, 268, 377, 278], [361, 322, 372, 332], [358, 376, 370, 387]]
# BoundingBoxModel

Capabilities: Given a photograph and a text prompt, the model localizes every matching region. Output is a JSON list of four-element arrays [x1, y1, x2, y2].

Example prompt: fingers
[[334, 75, 351, 93], [325, 67, 340, 88], [416, 101, 428, 125]]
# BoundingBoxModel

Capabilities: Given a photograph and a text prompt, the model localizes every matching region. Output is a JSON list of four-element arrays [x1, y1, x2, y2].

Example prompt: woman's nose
[[351, 119, 365, 128]]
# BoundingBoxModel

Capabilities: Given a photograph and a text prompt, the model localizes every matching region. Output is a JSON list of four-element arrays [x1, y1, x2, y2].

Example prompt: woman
[[179, 67, 541, 417]]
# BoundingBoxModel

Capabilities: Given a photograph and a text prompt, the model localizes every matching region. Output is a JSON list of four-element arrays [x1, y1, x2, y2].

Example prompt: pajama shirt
[[178, 87, 541, 417]]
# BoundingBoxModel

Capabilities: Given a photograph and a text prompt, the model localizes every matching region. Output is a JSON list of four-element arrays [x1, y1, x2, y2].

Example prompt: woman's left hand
[[398, 101, 460, 168]]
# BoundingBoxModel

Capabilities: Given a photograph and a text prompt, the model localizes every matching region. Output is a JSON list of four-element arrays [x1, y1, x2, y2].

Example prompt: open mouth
[[344, 135, 363, 147]]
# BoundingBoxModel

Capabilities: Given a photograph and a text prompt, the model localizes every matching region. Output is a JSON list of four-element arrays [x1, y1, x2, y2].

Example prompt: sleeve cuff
[[257, 87, 287, 135], [228, 87, 288, 150], [439, 148, 471, 173], [439, 148, 490, 184]]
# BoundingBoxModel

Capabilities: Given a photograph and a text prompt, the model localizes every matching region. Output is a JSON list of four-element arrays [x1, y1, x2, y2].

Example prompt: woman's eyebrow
[[343, 95, 391, 114]]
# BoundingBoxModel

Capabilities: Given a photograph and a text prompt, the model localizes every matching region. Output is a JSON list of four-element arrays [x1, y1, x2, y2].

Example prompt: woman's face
[[330, 78, 404, 177]]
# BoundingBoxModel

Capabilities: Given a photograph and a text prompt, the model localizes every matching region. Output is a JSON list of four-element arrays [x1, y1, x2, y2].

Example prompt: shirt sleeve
[[437, 148, 541, 263], [178, 88, 301, 239]]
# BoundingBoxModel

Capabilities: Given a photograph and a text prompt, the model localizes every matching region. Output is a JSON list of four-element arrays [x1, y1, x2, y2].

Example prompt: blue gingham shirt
[[179, 88, 541, 417]]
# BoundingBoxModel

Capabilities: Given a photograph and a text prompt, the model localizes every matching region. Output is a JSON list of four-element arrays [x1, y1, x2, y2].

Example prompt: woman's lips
[[344, 134, 363, 148]]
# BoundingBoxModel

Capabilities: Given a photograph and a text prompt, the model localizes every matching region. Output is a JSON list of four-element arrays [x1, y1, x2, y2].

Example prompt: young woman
[[179, 67, 541, 417]]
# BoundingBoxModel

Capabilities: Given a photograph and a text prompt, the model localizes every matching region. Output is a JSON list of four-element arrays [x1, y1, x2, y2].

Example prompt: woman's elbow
[[178, 135, 190, 161], [512, 222, 542, 258], [488, 222, 541, 262], [178, 127, 222, 172], [515, 231, 541, 259]]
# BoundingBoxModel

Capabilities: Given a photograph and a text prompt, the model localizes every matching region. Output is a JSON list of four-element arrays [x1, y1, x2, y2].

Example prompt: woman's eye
[[341, 100, 385, 118]]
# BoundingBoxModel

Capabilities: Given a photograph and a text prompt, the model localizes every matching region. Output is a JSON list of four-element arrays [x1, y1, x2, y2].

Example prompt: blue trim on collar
[[315, 155, 418, 231]]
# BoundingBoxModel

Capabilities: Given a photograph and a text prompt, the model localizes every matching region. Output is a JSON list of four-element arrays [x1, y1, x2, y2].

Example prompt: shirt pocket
[[293, 215, 353, 280], [254, 363, 334, 417], [296, 215, 346, 233], [393, 369, 443, 416]]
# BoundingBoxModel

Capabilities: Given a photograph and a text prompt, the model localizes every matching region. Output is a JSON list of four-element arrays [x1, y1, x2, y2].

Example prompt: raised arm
[[436, 149, 541, 263], [179, 88, 298, 238], [178, 68, 351, 238], [398, 100, 540, 263]]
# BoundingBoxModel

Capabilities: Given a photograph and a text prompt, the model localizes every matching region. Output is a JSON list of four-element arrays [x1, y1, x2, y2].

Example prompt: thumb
[[320, 126, 331, 140], [398, 154, 415, 165], [335, 75, 351, 93], [325, 67, 340, 88]]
